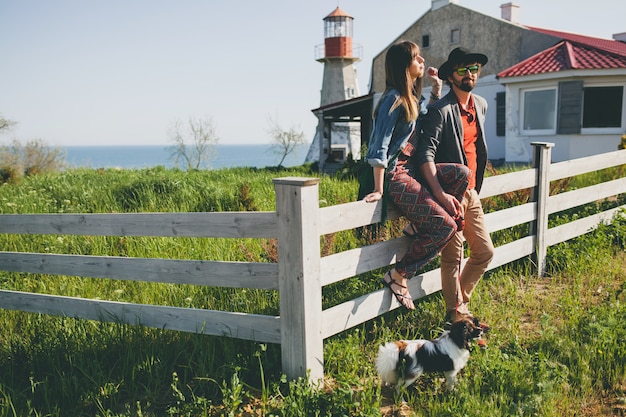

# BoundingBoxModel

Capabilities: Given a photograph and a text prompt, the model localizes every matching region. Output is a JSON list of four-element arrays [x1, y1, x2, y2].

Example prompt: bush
[[0, 138, 66, 183]]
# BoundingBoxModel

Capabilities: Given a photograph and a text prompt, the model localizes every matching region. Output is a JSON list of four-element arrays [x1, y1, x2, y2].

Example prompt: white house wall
[[474, 74, 506, 162], [503, 73, 626, 163]]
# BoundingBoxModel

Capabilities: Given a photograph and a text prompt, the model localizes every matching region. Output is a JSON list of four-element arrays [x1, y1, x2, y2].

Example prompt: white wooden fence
[[0, 142, 625, 386]]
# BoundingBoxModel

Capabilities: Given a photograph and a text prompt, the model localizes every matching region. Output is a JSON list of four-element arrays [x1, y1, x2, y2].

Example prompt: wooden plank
[[0, 290, 281, 343], [487, 236, 535, 270], [0, 252, 278, 289], [550, 149, 626, 181], [547, 179, 626, 215], [484, 203, 536, 233], [480, 169, 536, 198], [547, 205, 626, 246], [0, 212, 278, 238], [480, 150, 626, 199], [319, 200, 402, 235], [320, 238, 407, 286], [321, 268, 442, 338]]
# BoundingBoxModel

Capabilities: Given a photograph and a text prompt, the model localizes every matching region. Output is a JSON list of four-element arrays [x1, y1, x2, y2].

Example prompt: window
[[583, 86, 624, 128], [422, 34, 430, 48], [450, 29, 460, 44], [519, 82, 624, 136], [522, 88, 557, 133]]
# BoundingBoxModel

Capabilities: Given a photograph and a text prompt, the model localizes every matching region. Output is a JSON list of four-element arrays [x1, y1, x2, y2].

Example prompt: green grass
[[0, 165, 624, 416]]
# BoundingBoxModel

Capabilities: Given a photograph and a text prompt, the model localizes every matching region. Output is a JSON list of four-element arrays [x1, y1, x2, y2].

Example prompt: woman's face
[[409, 52, 425, 81]]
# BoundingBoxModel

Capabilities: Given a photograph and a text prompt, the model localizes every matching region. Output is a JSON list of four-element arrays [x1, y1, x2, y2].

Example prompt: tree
[[266, 116, 306, 167], [0, 115, 16, 134], [168, 116, 219, 170]]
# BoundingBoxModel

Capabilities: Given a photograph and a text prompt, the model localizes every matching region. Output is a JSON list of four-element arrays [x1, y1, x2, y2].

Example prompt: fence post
[[272, 177, 324, 386], [531, 142, 554, 277]]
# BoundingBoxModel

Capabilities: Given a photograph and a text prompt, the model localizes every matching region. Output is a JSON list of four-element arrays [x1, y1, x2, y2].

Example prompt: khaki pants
[[440, 188, 494, 315]]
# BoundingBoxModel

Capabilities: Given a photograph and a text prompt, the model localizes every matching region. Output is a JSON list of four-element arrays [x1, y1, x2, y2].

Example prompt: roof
[[498, 27, 626, 78], [325, 7, 352, 19], [311, 93, 374, 120], [529, 27, 626, 55]]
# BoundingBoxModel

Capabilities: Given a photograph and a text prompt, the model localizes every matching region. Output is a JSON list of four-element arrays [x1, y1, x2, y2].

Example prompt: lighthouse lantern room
[[324, 8, 353, 57]]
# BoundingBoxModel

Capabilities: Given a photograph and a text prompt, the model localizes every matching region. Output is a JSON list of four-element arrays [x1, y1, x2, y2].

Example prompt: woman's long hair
[[379, 40, 422, 122]]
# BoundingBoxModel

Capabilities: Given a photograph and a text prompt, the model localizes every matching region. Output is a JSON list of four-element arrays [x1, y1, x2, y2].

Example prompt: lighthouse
[[305, 7, 362, 170]]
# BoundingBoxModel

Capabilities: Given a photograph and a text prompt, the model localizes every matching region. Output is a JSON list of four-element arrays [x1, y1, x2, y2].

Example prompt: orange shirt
[[460, 98, 478, 190]]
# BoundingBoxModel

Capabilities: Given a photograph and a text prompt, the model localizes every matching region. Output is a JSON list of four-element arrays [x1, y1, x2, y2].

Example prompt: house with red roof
[[496, 28, 626, 162], [312, 0, 626, 168]]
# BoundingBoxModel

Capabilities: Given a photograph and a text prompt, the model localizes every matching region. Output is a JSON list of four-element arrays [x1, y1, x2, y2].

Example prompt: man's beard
[[455, 78, 475, 92]]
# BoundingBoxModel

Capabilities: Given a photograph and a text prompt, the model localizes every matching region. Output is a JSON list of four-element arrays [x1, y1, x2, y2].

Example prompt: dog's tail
[[375, 341, 405, 385]]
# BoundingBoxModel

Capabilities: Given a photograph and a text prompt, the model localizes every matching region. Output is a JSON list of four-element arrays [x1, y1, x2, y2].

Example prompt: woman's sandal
[[402, 223, 419, 239], [381, 271, 415, 310]]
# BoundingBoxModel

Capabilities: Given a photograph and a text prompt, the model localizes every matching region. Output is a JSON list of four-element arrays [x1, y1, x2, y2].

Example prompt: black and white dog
[[375, 317, 483, 391]]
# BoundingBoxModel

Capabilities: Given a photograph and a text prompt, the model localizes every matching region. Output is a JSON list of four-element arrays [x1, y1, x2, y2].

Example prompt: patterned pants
[[387, 162, 469, 278]]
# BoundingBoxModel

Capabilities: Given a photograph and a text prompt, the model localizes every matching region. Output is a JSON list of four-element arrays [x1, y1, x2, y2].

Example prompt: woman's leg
[[388, 163, 469, 278]]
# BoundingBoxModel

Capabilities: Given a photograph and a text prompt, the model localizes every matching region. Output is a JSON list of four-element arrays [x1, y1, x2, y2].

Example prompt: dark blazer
[[415, 91, 489, 193]]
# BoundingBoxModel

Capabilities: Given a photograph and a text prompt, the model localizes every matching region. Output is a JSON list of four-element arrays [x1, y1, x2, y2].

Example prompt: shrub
[[0, 138, 66, 183]]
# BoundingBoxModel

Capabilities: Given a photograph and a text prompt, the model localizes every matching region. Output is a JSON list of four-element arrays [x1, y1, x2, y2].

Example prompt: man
[[416, 47, 495, 323]]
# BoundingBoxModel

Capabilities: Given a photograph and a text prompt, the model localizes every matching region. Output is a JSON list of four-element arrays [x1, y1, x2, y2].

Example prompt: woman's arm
[[363, 166, 385, 202]]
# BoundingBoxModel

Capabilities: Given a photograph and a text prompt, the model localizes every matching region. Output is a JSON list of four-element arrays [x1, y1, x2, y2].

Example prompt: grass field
[[0, 164, 624, 416]]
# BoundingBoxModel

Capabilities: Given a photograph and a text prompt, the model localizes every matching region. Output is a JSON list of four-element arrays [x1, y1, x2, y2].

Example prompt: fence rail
[[1, 142, 625, 385]]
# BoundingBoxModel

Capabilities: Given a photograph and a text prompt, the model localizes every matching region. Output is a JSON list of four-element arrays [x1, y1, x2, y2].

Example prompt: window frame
[[520, 86, 558, 135], [580, 82, 626, 134], [450, 28, 460, 44]]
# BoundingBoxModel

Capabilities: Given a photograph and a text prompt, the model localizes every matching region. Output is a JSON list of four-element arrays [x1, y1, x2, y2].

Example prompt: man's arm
[[416, 103, 461, 217]]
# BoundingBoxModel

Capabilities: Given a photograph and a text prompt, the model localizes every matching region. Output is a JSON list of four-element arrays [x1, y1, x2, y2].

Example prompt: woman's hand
[[364, 190, 383, 203]]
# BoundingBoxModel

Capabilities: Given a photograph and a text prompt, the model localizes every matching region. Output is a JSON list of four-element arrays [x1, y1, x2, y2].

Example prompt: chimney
[[614, 32, 626, 43], [500, 2, 520, 23], [432, 0, 460, 11]]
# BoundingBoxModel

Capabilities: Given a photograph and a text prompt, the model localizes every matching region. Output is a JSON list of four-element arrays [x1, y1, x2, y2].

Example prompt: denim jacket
[[365, 89, 427, 169]]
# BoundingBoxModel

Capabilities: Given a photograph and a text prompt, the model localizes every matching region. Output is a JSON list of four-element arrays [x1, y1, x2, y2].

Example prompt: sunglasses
[[454, 65, 480, 76]]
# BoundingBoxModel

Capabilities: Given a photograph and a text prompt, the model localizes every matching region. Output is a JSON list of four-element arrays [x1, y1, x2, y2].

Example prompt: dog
[[375, 317, 483, 391]]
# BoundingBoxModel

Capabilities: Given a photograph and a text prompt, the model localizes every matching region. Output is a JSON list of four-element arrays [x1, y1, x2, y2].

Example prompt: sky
[[1, 0, 624, 148]]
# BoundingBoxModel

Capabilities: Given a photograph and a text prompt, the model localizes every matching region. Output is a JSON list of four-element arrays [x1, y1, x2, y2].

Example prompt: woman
[[363, 41, 469, 310]]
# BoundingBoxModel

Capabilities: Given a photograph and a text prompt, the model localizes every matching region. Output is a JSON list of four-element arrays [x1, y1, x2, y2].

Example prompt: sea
[[63, 144, 309, 170]]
